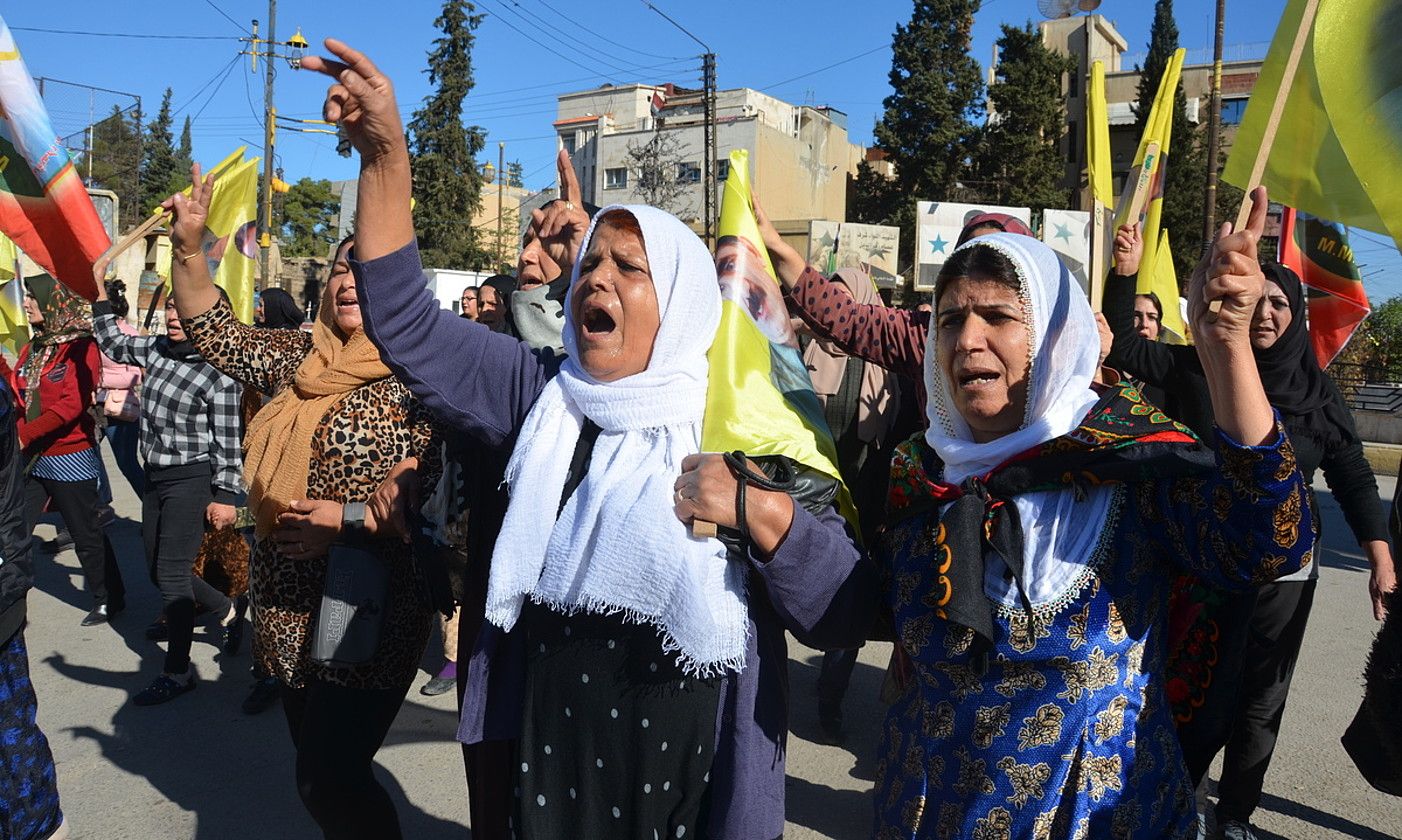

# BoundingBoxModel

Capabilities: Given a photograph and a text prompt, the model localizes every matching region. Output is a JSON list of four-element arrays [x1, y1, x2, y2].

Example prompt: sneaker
[[420, 660, 458, 696], [97, 505, 116, 528], [43, 530, 74, 554], [1216, 819, 1258, 840], [242, 676, 281, 715], [81, 605, 110, 626], [220, 613, 245, 656], [133, 672, 196, 706]]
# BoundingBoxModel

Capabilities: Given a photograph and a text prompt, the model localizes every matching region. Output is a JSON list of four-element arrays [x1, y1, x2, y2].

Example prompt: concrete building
[[553, 83, 861, 240], [1037, 15, 1265, 205]]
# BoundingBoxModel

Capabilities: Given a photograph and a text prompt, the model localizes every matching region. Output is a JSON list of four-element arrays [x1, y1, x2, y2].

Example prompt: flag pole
[[93, 209, 170, 282], [1207, 0, 1321, 321]]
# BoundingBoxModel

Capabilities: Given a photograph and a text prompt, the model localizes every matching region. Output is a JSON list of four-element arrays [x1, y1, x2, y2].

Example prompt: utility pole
[[243, 3, 309, 288], [642, 2, 715, 246], [496, 141, 505, 272], [1202, 0, 1227, 248]]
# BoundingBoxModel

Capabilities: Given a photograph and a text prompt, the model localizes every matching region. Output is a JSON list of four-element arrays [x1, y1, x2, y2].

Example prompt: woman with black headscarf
[[257, 288, 304, 330], [1107, 255, 1396, 838]]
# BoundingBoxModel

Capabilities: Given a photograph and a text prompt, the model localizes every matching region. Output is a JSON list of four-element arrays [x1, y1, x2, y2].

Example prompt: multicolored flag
[[200, 155, 260, 324], [1278, 207, 1371, 368], [1224, 0, 1402, 249], [1120, 48, 1185, 281], [0, 16, 109, 300], [705, 149, 852, 520]]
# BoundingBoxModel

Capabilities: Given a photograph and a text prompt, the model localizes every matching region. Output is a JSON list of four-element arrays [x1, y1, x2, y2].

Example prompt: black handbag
[[310, 540, 389, 667]]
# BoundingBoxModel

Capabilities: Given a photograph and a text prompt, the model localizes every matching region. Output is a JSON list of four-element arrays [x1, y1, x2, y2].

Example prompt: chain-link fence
[[37, 77, 143, 231]]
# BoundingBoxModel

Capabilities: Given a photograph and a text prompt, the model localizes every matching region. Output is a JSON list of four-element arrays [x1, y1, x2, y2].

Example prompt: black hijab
[[260, 288, 303, 330], [480, 274, 518, 334], [1254, 262, 1355, 447]]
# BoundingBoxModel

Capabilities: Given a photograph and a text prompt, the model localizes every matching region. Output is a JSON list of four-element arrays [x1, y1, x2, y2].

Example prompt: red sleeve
[[785, 266, 930, 381], [18, 341, 97, 450]]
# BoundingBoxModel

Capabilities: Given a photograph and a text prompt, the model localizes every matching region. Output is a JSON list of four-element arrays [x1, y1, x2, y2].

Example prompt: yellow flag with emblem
[[704, 150, 854, 523], [1124, 48, 1185, 284], [201, 155, 260, 324]]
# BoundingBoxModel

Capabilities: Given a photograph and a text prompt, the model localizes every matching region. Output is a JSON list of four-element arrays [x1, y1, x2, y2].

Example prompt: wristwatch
[[341, 501, 368, 539]]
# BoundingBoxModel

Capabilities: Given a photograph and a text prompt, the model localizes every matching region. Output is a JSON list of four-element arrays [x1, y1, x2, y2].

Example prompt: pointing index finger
[[557, 149, 581, 206], [322, 38, 386, 86]]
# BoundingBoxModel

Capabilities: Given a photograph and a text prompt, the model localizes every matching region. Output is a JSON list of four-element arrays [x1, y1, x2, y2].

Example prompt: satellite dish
[[1038, 0, 1079, 18], [1079, 0, 1103, 11]]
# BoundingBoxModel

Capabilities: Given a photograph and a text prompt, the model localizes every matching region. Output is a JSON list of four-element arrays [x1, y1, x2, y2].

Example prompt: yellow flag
[[0, 233, 28, 354], [704, 150, 853, 522], [1124, 48, 1185, 283], [203, 156, 260, 324], [1140, 228, 1187, 345], [1086, 61, 1114, 207], [1224, 0, 1402, 247]]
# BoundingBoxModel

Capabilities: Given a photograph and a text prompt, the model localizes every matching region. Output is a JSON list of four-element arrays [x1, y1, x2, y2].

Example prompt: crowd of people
[[0, 35, 1398, 840]]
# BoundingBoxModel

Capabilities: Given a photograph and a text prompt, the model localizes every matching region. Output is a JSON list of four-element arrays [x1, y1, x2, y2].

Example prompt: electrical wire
[[171, 55, 243, 118], [188, 56, 243, 124], [498, 0, 689, 77], [758, 42, 890, 92], [476, 0, 625, 83], [203, 0, 253, 35], [11, 26, 238, 41], [530, 0, 687, 61]]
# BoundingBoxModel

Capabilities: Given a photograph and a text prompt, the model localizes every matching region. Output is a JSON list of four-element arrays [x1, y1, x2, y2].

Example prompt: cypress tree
[[408, 0, 489, 269], [976, 22, 1077, 211], [87, 105, 143, 229], [140, 88, 178, 215]]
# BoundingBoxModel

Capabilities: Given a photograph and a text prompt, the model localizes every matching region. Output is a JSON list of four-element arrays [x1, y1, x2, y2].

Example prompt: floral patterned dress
[[872, 416, 1313, 840], [185, 300, 441, 690]]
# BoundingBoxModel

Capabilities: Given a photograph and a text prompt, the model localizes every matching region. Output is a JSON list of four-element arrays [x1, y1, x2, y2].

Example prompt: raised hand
[[1189, 186, 1268, 355], [753, 197, 805, 289], [160, 162, 214, 256], [1112, 223, 1143, 277], [300, 39, 406, 167], [530, 149, 591, 276]]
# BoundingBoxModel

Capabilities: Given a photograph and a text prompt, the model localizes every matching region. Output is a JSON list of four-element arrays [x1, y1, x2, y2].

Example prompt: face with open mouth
[[1249, 279, 1292, 350], [935, 276, 1031, 443], [570, 212, 660, 383], [326, 239, 361, 335]]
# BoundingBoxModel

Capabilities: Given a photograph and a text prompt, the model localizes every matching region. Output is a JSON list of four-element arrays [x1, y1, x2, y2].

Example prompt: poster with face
[[1040, 208, 1092, 294], [914, 201, 1032, 291], [714, 234, 815, 402]]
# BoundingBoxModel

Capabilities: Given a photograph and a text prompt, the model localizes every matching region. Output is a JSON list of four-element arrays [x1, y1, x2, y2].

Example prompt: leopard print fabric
[[186, 300, 442, 691]]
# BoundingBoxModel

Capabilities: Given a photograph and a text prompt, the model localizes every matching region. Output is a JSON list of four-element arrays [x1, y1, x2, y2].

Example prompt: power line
[[477, 0, 626, 82], [499, 0, 687, 77], [758, 42, 890, 92], [530, 0, 686, 61], [11, 26, 238, 41], [188, 57, 243, 124], [203, 0, 253, 35]]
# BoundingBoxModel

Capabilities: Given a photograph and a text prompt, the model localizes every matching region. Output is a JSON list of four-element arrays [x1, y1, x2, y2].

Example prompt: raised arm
[[304, 39, 548, 445], [1102, 223, 1184, 387], [91, 285, 152, 368], [755, 200, 928, 379]]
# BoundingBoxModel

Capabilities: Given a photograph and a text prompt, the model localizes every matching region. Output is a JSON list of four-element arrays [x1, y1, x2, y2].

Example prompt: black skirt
[[512, 603, 721, 840]]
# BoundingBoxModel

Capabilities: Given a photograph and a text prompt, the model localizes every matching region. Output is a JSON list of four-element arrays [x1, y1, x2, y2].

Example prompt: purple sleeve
[[786, 266, 929, 381], [749, 503, 878, 650], [352, 242, 548, 448]]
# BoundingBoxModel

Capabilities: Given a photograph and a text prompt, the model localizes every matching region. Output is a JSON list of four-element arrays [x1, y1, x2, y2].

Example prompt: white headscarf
[[923, 232, 1114, 610], [486, 205, 747, 676]]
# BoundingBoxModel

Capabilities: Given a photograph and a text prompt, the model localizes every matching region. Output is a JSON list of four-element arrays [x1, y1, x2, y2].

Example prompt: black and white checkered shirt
[[93, 301, 243, 503]]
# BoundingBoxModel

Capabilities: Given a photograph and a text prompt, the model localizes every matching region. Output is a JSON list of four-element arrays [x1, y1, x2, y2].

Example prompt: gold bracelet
[[175, 248, 201, 264]]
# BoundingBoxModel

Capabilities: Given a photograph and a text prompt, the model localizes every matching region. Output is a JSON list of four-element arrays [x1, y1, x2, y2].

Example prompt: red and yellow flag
[[1278, 207, 1370, 368]]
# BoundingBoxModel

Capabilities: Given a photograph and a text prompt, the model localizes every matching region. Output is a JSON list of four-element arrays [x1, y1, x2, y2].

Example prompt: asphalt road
[[21, 451, 1401, 839]]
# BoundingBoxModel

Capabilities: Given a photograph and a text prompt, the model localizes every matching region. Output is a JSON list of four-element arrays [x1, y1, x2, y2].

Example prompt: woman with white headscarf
[[867, 198, 1314, 838], [303, 41, 872, 840]]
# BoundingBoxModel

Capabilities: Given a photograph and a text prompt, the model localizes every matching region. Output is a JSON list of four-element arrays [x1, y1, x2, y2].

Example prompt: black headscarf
[[259, 288, 303, 330], [1254, 262, 1355, 448], [480, 274, 517, 334]]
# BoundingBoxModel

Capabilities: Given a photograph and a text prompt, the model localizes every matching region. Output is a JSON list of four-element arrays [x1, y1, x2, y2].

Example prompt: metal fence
[[1329, 361, 1402, 413], [37, 77, 143, 228]]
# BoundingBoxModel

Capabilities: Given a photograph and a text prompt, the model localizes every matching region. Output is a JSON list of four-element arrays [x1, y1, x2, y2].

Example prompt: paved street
[[21, 450, 1402, 839]]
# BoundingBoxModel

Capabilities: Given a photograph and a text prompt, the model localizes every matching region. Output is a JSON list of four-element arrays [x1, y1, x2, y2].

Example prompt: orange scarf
[[243, 291, 390, 536]]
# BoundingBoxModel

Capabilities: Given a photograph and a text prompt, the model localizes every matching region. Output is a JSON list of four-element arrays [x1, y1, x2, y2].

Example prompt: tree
[[506, 160, 524, 188], [846, 159, 900, 227], [280, 177, 340, 257], [1132, 0, 1207, 280], [140, 88, 178, 216], [85, 105, 143, 230], [1334, 295, 1402, 381], [407, 0, 489, 269], [172, 116, 194, 193], [625, 130, 690, 216], [974, 22, 1077, 211], [865, 0, 985, 268]]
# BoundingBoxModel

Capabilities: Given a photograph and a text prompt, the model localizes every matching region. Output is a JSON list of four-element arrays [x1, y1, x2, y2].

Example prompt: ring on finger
[[564, 201, 575, 211]]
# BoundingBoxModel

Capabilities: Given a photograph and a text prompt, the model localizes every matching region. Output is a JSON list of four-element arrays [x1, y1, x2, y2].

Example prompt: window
[[677, 162, 701, 184], [1066, 120, 1079, 164], [1220, 97, 1249, 126], [1067, 70, 1079, 99], [716, 158, 730, 181], [561, 133, 577, 155], [605, 167, 627, 190]]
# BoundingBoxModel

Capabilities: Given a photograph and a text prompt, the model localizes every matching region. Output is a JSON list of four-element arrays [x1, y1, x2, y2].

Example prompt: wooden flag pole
[[1207, 0, 1321, 322], [92, 208, 170, 283], [1115, 141, 1161, 231], [1089, 199, 1107, 311]]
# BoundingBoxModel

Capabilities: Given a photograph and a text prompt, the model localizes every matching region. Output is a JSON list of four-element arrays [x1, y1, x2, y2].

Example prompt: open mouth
[[580, 304, 617, 338], [958, 370, 1000, 389], [335, 292, 359, 311]]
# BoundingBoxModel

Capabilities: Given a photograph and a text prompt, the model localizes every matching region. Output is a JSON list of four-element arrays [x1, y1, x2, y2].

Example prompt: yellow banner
[[0, 233, 28, 354], [1125, 48, 1184, 284], [1141, 228, 1187, 345], [704, 150, 853, 522], [1087, 61, 1114, 207], [205, 156, 260, 324]]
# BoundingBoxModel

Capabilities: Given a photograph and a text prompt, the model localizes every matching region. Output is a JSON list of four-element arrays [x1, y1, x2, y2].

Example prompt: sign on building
[[914, 201, 1031, 291], [807, 221, 901, 289]]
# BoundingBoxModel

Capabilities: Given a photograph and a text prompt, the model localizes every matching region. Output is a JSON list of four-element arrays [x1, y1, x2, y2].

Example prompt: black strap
[[721, 451, 796, 556]]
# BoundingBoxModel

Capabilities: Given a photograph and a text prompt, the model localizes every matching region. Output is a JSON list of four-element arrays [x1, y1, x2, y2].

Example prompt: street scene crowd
[[1, 2, 1401, 840]]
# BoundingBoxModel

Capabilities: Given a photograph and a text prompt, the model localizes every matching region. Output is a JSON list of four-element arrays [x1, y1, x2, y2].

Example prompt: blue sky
[[8, 0, 1399, 300]]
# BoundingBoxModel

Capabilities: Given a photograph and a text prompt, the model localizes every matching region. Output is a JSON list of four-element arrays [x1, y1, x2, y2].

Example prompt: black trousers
[[24, 474, 125, 608], [281, 678, 410, 840], [1215, 579, 1317, 823], [143, 464, 230, 676], [818, 646, 862, 707]]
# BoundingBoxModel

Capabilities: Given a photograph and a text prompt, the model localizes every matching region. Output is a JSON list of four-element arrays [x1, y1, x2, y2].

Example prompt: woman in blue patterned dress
[[870, 193, 1314, 839]]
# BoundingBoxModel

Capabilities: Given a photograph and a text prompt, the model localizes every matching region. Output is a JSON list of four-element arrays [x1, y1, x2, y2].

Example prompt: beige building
[[553, 83, 861, 241], [1038, 16, 1264, 206]]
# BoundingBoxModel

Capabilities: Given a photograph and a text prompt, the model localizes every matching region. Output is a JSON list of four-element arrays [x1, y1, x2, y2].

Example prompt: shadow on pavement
[[785, 775, 874, 839], [787, 649, 889, 780], [1255, 791, 1397, 840]]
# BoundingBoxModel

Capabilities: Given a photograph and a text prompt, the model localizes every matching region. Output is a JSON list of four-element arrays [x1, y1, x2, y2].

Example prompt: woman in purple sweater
[[304, 41, 873, 840]]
